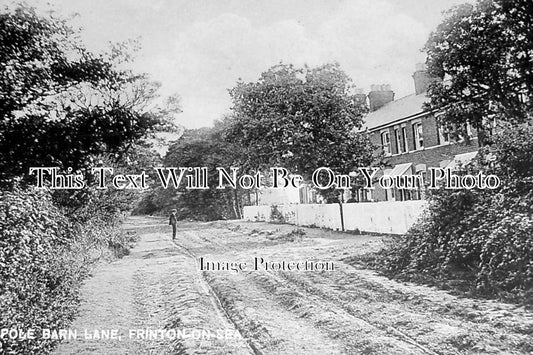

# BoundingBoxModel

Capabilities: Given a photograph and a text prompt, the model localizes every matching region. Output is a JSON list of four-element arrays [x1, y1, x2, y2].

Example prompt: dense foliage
[[424, 0, 533, 139], [225, 63, 375, 185], [374, 127, 533, 302], [0, 4, 175, 354], [136, 125, 248, 220], [380, 0, 533, 303], [0, 188, 137, 354], [0, 4, 178, 186]]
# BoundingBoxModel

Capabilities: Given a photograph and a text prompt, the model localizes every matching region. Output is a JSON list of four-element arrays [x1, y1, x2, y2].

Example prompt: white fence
[[242, 201, 428, 234]]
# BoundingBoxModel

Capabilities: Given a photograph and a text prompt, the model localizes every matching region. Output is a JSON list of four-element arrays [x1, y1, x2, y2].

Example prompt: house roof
[[363, 93, 429, 131]]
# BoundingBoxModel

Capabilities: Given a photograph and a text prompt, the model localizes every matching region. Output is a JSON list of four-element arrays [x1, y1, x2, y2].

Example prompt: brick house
[[249, 64, 485, 206], [358, 64, 481, 202]]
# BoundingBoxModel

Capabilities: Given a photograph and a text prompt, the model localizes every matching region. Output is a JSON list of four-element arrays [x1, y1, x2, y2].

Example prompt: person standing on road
[[169, 209, 178, 240]]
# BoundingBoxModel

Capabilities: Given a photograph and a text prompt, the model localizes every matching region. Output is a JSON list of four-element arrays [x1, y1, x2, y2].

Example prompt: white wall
[[243, 200, 427, 234], [250, 187, 301, 206]]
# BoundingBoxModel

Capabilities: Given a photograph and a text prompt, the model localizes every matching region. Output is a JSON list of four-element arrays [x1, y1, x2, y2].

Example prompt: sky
[[13, 0, 472, 130]]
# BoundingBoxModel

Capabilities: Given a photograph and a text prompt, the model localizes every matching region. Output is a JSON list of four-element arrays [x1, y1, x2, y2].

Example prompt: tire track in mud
[[175, 228, 430, 354], [220, 225, 533, 354], [172, 230, 346, 353], [273, 266, 533, 354], [172, 222, 533, 354], [256, 270, 439, 355], [177, 227, 436, 354], [170, 238, 261, 355]]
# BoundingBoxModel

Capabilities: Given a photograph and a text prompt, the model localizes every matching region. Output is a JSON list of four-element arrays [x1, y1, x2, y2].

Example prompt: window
[[381, 130, 391, 156], [412, 121, 424, 150], [437, 124, 450, 145], [394, 128, 401, 154], [402, 126, 408, 152], [394, 127, 404, 154], [385, 187, 394, 201]]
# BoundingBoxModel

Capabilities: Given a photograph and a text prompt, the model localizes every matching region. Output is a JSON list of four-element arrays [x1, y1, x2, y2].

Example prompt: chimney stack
[[368, 84, 394, 111], [412, 63, 434, 95]]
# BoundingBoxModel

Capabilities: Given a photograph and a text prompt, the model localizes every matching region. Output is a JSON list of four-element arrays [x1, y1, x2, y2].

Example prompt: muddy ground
[[54, 216, 533, 354]]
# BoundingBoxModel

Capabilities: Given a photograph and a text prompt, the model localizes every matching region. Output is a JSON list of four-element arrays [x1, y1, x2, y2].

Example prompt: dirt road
[[54, 216, 533, 354]]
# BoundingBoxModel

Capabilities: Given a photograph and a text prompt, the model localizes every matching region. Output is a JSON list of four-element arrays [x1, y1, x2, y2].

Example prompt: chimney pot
[[368, 84, 394, 111], [413, 63, 436, 95]]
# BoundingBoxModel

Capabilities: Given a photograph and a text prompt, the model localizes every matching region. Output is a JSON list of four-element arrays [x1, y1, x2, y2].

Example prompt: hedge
[[373, 127, 533, 303], [0, 188, 135, 353]]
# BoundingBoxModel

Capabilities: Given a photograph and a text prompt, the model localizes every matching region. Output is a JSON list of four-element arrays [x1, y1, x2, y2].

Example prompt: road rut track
[[173, 229, 433, 354], [272, 266, 533, 354], [56, 218, 532, 354], [173, 222, 533, 354], [170, 238, 261, 355], [257, 270, 439, 355]]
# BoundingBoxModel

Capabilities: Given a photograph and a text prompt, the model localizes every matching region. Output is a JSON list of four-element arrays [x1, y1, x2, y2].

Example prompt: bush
[[375, 127, 533, 303], [0, 188, 75, 353], [0, 187, 137, 354], [270, 205, 286, 223]]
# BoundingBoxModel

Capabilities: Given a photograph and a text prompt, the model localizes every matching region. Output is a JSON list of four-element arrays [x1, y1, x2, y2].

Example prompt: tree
[[140, 125, 248, 220], [0, 4, 179, 186], [372, 0, 533, 303], [0, 7, 180, 353], [225, 63, 375, 188], [424, 0, 533, 140]]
